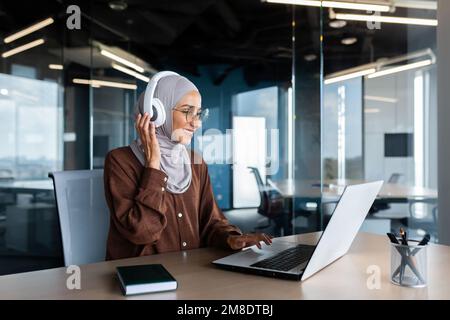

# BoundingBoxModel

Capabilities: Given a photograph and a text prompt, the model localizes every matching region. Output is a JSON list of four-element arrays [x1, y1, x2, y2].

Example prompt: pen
[[387, 233, 400, 244], [399, 228, 408, 246], [387, 232, 406, 284], [410, 234, 431, 256], [418, 234, 430, 246]]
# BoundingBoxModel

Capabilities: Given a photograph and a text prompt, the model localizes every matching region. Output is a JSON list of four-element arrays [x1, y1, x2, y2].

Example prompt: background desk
[[271, 179, 438, 202], [0, 179, 53, 197], [0, 179, 61, 275], [0, 232, 449, 299], [270, 180, 438, 234]]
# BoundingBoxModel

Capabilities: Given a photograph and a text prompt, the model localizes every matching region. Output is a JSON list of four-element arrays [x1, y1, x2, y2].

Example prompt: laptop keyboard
[[250, 244, 316, 272]]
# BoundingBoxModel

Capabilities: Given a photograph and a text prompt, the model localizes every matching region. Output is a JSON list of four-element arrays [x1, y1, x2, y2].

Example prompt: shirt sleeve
[[198, 160, 242, 249], [104, 152, 169, 245]]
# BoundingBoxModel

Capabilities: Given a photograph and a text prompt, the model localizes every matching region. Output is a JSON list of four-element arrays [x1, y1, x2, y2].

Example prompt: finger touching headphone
[[143, 70, 180, 127]]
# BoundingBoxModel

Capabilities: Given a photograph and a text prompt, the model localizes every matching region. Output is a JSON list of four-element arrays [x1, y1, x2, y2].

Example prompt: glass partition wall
[[321, 1, 438, 242], [290, 4, 324, 234], [0, 8, 65, 275], [0, 3, 143, 275], [189, 2, 294, 237]]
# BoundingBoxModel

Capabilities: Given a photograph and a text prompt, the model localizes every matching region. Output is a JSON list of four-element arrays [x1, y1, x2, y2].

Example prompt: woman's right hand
[[136, 112, 161, 169], [227, 233, 273, 250]]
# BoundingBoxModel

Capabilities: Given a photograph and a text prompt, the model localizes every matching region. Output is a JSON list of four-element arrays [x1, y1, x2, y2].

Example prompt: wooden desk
[[0, 232, 449, 299]]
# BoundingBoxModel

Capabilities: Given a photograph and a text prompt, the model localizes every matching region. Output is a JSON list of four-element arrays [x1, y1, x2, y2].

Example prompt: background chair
[[388, 173, 403, 184], [49, 170, 110, 266], [407, 200, 438, 241], [247, 167, 288, 236], [388, 173, 403, 183]]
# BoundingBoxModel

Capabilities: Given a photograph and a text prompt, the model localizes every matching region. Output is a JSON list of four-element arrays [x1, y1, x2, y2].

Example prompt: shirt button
[[182, 242, 187, 247], [161, 187, 165, 192], [178, 212, 183, 218], [164, 177, 168, 182]]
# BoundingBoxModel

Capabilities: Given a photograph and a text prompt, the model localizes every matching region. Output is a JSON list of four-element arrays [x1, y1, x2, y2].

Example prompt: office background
[[0, 0, 443, 275]]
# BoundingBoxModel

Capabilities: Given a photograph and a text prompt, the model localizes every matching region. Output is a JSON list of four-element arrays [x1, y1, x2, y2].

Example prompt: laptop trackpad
[[214, 240, 301, 267], [243, 239, 296, 254]]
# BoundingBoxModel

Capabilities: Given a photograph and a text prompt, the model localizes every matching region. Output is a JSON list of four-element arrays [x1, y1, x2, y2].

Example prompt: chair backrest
[[247, 167, 284, 218], [388, 173, 402, 184], [49, 169, 110, 266], [248, 167, 265, 189], [247, 166, 266, 196]]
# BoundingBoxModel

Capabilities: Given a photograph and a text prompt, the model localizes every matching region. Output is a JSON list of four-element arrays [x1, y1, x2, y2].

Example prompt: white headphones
[[143, 70, 180, 127]]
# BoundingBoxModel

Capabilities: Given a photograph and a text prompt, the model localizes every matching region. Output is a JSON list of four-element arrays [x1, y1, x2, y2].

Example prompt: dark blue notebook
[[116, 264, 177, 296]]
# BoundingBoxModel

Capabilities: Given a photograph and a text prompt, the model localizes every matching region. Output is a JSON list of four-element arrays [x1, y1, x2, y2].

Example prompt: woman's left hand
[[227, 233, 273, 250]]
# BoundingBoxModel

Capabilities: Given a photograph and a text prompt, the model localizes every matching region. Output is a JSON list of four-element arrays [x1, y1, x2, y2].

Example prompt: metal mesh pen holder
[[390, 241, 427, 288]]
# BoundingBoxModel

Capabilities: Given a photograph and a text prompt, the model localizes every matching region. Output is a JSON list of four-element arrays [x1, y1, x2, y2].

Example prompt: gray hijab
[[129, 74, 199, 194]]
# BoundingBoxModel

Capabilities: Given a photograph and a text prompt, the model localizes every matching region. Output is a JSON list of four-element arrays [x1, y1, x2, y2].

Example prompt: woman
[[104, 72, 272, 260]]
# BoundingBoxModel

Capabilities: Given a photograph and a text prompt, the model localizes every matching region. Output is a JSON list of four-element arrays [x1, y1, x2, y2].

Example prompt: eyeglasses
[[173, 105, 209, 122]]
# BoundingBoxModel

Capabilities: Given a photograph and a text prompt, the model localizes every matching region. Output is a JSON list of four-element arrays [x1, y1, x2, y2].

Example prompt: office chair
[[247, 167, 288, 236], [49, 170, 110, 266], [407, 200, 438, 240]]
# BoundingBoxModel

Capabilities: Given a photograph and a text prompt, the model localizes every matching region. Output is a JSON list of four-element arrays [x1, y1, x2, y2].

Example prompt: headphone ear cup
[[151, 98, 166, 128]]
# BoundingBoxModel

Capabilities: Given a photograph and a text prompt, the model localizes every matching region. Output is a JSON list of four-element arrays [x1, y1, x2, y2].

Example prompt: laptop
[[213, 181, 384, 281]]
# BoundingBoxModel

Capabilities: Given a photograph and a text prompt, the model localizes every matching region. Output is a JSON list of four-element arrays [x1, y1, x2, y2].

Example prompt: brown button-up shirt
[[104, 146, 241, 260]]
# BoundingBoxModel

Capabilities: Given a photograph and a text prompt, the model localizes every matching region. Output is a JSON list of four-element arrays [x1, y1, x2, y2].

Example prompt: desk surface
[[272, 179, 438, 200], [0, 232, 449, 300]]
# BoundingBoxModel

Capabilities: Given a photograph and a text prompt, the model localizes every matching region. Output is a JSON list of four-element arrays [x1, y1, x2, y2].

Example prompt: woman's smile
[[183, 128, 194, 136]]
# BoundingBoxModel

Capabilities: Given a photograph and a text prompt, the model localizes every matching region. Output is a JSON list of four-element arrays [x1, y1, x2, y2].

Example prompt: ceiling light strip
[[367, 60, 433, 79], [1, 39, 45, 58], [394, 0, 437, 10], [73, 78, 137, 90], [4, 17, 54, 43], [325, 68, 376, 84], [264, 0, 390, 12], [336, 13, 438, 26], [49, 64, 63, 70], [100, 49, 145, 73], [112, 63, 149, 82]]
